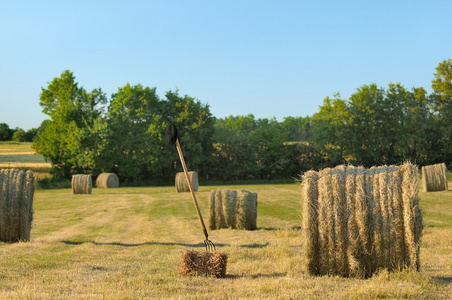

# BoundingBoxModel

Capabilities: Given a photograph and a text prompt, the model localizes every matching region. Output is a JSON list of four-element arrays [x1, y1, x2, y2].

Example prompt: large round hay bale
[[301, 170, 320, 275], [96, 173, 119, 189], [0, 169, 35, 242], [421, 163, 448, 192], [175, 171, 199, 192], [209, 188, 257, 230], [300, 162, 423, 278], [72, 174, 92, 194]]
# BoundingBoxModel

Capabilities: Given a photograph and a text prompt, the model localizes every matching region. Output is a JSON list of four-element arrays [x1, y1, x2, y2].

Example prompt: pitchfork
[[165, 123, 216, 252]]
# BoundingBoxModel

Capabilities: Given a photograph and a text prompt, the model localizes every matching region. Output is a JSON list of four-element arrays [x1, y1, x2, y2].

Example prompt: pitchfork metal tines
[[166, 123, 216, 252]]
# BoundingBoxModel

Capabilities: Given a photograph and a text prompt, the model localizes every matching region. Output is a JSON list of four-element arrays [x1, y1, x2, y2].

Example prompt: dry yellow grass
[[0, 183, 450, 298]]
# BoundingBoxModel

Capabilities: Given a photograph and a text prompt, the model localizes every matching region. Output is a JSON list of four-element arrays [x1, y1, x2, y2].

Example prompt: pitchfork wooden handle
[[175, 139, 209, 240]]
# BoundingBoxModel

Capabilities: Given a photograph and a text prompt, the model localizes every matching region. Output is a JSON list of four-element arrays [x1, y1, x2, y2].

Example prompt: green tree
[[157, 90, 215, 180], [106, 83, 162, 180], [12, 129, 26, 142], [281, 116, 311, 142], [431, 59, 452, 167], [310, 93, 349, 167], [33, 70, 107, 178], [0, 123, 14, 141]]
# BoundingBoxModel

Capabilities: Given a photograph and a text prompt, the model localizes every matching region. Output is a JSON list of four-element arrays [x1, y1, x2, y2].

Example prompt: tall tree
[[0, 123, 14, 141], [310, 93, 349, 167], [106, 83, 162, 180], [33, 70, 107, 178], [431, 59, 452, 167]]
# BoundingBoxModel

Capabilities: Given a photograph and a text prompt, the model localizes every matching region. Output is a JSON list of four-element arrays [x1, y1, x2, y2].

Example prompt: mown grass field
[[0, 142, 451, 298], [0, 142, 50, 169], [0, 182, 451, 299]]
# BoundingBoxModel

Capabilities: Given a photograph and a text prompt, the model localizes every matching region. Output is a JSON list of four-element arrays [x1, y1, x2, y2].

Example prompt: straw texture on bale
[[0, 169, 35, 242], [301, 162, 423, 278], [421, 163, 448, 192], [175, 171, 199, 192], [179, 250, 228, 278], [209, 189, 257, 230], [96, 173, 119, 189], [72, 174, 92, 194]]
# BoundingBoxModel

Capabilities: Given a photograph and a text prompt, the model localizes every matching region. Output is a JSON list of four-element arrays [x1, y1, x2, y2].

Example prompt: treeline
[[15, 59, 452, 182], [0, 123, 37, 142]]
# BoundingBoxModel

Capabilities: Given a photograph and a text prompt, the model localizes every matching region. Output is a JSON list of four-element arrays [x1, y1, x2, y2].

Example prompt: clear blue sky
[[1, 0, 451, 130]]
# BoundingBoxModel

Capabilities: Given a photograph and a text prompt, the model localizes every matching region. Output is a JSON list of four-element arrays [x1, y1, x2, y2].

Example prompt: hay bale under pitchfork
[[421, 163, 448, 192], [301, 162, 423, 278], [175, 171, 199, 192], [96, 173, 119, 189], [72, 174, 92, 194], [179, 250, 228, 278], [0, 169, 35, 242]]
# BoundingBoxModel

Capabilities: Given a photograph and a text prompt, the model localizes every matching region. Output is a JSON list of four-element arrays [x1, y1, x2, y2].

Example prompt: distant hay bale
[[179, 250, 228, 278], [175, 171, 199, 192], [72, 174, 92, 194], [301, 162, 423, 278], [0, 169, 35, 242], [421, 163, 448, 192], [96, 173, 119, 189], [209, 189, 257, 230]]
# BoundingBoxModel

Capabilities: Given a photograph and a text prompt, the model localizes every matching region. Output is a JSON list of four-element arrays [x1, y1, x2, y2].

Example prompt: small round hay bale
[[72, 174, 92, 194], [222, 189, 237, 229], [208, 190, 216, 230], [236, 189, 258, 230], [175, 171, 199, 192], [214, 190, 226, 229], [0, 169, 35, 242], [96, 173, 119, 189], [179, 250, 228, 278], [421, 163, 448, 192]]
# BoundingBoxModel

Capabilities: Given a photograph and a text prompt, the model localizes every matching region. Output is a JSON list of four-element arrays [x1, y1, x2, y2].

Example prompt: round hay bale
[[72, 174, 92, 194], [208, 190, 216, 230], [175, 171, 199, 192], [0, 169, 34, 242], [301, 170, 320, 275], [236, 189, 258, 230], [209, 189, 257, 230], [332, 170, 348, 277], [214, 190, 226, 229], [96, 173, 119, 189], [402, 162, 423, 271], [300, 162, 423, 278], [421, 163, 448, 192], [318, 172, 335, 275], [222, 189, 237, 229]]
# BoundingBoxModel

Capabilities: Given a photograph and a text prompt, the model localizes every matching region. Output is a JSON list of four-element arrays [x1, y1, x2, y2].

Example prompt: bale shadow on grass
[[433, 276, 452, 284], [225, 272, 287, 279], [239, 243, 270, 248], [61, 240, 229, 248]]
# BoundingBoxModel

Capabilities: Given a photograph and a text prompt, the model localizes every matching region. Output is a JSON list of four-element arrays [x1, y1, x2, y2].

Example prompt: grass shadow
[[61, 240, 229, 248], [433, 276, 452, 284], [225, 272, 287, 279], [239, 242, 270, 249]]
